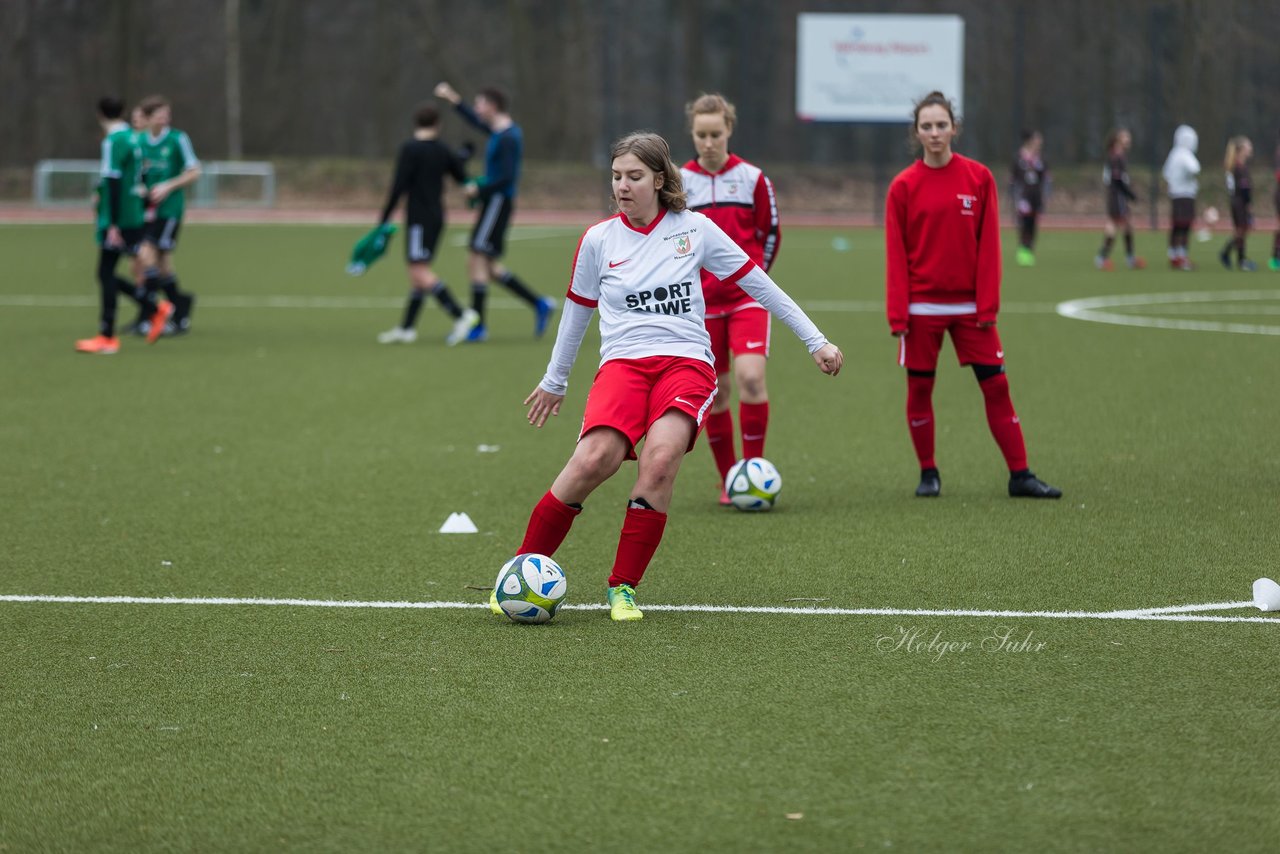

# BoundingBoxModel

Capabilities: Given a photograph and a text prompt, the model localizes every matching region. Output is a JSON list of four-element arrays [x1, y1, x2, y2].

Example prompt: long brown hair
[[610, 132, 687, 212], [1104, 128, 1129, 153], [1223, 136, 1250, 172]]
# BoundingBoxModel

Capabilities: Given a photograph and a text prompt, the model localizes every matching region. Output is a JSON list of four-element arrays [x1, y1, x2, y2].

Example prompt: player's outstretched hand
[[813, 343, 843, 376], [433, 81, 461, 104], [524, 387, 564, 428]]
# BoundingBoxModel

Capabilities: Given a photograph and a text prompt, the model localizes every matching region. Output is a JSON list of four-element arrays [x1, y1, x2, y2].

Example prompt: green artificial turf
[[1, 222, 1278, 852]]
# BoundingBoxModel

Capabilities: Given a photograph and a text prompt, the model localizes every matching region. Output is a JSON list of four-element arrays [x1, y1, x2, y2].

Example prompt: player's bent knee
[[570, 430, 628, 481], [738, 375, 767, 401]]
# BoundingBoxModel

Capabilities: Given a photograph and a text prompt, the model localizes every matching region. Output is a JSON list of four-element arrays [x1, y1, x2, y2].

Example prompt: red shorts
[[897, 314, 1005, 372], [580, 356, 718, 460], [706, 305, 770, 375]]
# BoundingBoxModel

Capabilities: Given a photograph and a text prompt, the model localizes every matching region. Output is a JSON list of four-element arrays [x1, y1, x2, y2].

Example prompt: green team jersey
[[96, 122, 146, 232], [140, 127, 200, 219]]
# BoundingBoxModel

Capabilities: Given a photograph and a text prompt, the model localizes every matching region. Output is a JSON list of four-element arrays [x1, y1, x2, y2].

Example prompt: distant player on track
[[1219, 136, 1256, 271], [75, 96, 171, 355], [1010, 130, 1048, 267], [679, 93, 782, 505], [136, 95, 199, 335], [1095, 128, 1145, 271], [1272, 132, 1280, 271], [433, 81, 555, 342], [885, 91, 1060, 500], [507, 132, 842, 621], [373, 102, 481, 345], [1162, 124, 1201, 270]]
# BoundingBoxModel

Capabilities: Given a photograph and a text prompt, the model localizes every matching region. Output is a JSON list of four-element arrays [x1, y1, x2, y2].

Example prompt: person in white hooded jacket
[[1162, 124, 1200, 270]]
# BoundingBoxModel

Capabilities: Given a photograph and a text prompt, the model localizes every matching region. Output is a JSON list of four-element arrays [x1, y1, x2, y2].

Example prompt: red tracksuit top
[[884, 153, 1002, 333], [681, 154, 781, 313]]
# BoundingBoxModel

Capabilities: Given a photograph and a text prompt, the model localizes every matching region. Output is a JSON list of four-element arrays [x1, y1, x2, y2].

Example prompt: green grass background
[[1, 222, 1278, 852]]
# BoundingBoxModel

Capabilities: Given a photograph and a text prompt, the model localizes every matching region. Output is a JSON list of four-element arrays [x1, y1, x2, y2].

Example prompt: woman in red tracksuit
[[884, 91, 1060, 499], [680, 93, 782, 504]]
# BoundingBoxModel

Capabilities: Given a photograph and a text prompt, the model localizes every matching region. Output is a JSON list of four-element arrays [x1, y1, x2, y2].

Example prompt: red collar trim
[[619, 207, 667, 235]]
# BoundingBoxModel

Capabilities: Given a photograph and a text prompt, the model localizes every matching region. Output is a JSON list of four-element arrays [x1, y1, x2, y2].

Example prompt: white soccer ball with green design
[[725, 457, 782, 511], [494, 553, 567, 624]]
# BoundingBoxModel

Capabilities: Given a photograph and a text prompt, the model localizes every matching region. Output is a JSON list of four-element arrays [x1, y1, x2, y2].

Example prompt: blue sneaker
[[534, 297, 556, 338], [466, 323, 488, 343]]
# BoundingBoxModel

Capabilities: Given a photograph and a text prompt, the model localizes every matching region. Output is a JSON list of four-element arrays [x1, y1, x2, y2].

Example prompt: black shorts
[[470, 195, 513, 258], [98, 226, 146, 256], [1106, 192, 1130, 221], [405, 218, 444, 263], [1230, 197, 1251, 229], [143, 217, 183, 252], [1170, 197, 1196, 228]]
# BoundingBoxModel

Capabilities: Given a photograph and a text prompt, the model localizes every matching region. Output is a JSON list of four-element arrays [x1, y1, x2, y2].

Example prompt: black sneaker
[[915, 468, 941, 497], [1008, 471, 1062, 499]]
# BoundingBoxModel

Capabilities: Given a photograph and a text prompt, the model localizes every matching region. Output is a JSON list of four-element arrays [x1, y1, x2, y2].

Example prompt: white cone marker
[[439, 512, 478, 534], [1252, 578, 1280, 612]]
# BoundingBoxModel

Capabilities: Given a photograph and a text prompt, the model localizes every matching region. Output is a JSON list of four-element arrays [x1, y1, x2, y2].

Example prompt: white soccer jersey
[[538, 208, 826, 394]]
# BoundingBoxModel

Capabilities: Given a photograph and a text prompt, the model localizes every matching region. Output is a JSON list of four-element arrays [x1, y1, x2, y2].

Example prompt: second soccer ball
[[494, 553, 568, 624], [725, 457, 782, 512]]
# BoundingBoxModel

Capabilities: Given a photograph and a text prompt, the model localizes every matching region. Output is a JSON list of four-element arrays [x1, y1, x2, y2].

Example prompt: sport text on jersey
[[624, 281, 695, 315]]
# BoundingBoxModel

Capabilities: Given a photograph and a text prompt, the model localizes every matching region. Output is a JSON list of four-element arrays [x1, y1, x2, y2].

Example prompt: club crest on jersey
[[957, 193, 977, 215], [675, 235, 692, 255]]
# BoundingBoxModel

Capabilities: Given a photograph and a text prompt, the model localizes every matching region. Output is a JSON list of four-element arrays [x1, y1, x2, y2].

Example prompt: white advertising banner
[[796, 14, 965, 123]]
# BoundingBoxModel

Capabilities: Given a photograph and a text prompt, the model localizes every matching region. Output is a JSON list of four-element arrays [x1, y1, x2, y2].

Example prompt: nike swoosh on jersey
[[673, 397, 693, 406], [745, 340, 765, 348], [910, 418, 931, 427], [608, 259, 631, 268]]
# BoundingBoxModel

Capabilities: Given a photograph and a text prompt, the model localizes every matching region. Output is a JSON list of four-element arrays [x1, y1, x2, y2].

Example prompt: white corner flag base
[[1253, 577, 1280, 612], [439, 512, 478, 534]]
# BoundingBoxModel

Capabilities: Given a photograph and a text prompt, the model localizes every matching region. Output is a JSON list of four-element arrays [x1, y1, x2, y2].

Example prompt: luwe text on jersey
[[625, 281, 695, 315]]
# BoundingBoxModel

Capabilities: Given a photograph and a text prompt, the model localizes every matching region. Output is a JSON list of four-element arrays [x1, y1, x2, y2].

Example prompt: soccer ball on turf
[[725, 457, 782, 512], [494, 553, 567, 624]]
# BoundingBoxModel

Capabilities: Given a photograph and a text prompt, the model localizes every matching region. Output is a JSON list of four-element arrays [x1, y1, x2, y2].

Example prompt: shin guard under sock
[[979, 372, 1028, 472], [739, 401, 769, 461], [607, 503, 668, 589], [705, 409, 737, 482], [518, 490, 582, 557], [906, 373, 937, 470]]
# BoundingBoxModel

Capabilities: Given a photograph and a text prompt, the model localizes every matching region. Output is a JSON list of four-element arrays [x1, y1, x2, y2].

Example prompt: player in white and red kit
[[510, 132, 842, 621], [885, 91, 1060, 499], [680, 93, 781, 504]]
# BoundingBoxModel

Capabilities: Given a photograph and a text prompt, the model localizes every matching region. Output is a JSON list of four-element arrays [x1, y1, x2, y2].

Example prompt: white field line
[[0, 594, 1271, 624], [1057, 290, 1280, 336], [1109, 601, 1256, 617]]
